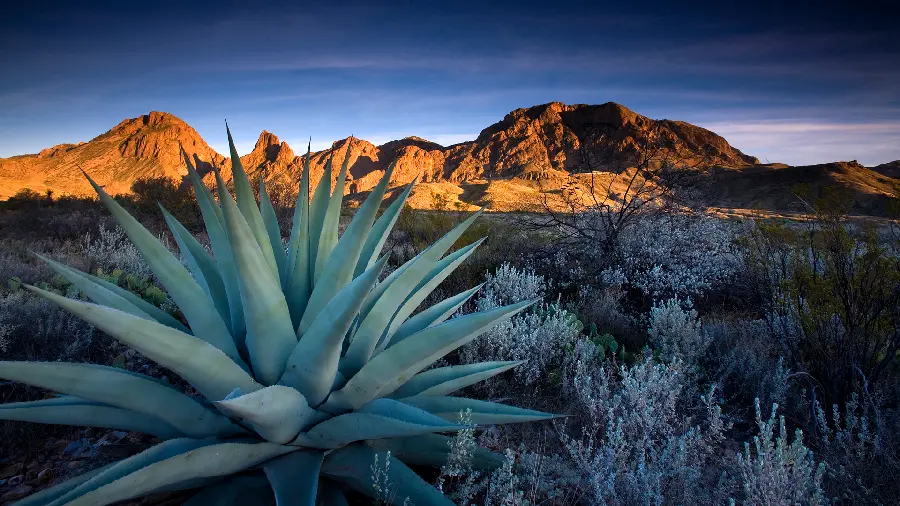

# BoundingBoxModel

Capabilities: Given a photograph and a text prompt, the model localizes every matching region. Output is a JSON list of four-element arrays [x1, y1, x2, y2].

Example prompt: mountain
[[0, 112, 226, 198], [872, 160, 900, 179], [1, 103, 896, 216]]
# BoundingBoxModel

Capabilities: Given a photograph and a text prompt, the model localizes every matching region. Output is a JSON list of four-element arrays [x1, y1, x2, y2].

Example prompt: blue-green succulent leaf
[[82, 171, 237, 360], [398, 395, 558, 424], [315, 479, 349, 506], [307, 153, 333, 288], [182, 475, 274, 506], [46, 438, 224, 506], [285, 142, 312, 324], [297, 159, 396, 334], [24, 285, 260, 401], [264, 450, 325, 506], [183, 153, 245, 339], [226, 124, 279, 280], [280, 256, 388, 406], [313, 151, 350, 283], [259, 177, 288, 284], [159, 205, 231, 329], [0, 397, 181, 438], [367, 433, 504, 471], [326, 299, 534, 411], [386, 284, 483, 348], [0, 361, 237, 438], [298, 398, 465, 449], [215, 171, 296, 385], [62, 441, 295, 506], [214, 385, 313, 444], [341, 209, 485, 375], [34, 253, 154, 322], [373, 237, 485, 354], [355, 175, 415, 277], [388, 361, 522, 399]]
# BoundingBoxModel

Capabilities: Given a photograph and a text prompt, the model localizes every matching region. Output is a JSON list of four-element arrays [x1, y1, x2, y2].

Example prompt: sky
[[1, 0, 897, 166]]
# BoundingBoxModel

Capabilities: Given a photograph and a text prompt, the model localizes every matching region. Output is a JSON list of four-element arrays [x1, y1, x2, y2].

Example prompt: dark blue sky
[[1, 0, 897, 165]]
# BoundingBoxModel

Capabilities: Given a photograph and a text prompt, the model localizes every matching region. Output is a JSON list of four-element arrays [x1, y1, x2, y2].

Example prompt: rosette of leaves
[[0, 126, 553, 506]]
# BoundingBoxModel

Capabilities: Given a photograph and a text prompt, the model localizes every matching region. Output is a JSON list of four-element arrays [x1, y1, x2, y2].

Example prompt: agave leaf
[[373, 237, 485, 354], [46, 438, 224, 506], [14, 463, 116, 506], [327, 299, 534, 411], [0, 397, 181, 438], [297, 160, 396, 334], [398, 396, 558, 424], [182, 475, 274, 506], [0, 362, 237, 438], [285, 141, 312, 324], [322, 443, 454, 506], [313, 151, 350, 282], [357, 248, 420, 325], [63, 441, 295, 506], [388, 361, 522, 399], [259, 178, 288, 284], [307, 153, 333, 288], [226, 124, 279, 280], [354, 176, 415, 277], [159, 206, 231, 329], [35, 252, 189, 332], [215, 385, 313, 444], [280, 256, 388, 406], [386, 284, 484, 348], [316, 479, 349, 506], [300, 398, 465, 449], [183, 152, 245, 339], [341, 209, 485, 375], [82, 172, 238, 360], [367, 433, 504, 471], [25, 286, 260, 401], [263, 450, 325, 506], [34, 253, 150, 318], [215, 171, 297, 385]]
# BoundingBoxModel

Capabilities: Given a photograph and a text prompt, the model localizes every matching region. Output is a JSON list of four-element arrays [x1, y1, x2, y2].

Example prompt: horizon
[[1, 0, 897, 166]]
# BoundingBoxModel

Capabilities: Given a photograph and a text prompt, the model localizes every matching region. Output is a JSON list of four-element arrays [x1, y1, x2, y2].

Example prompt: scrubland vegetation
[[0, 176, 898, 505]]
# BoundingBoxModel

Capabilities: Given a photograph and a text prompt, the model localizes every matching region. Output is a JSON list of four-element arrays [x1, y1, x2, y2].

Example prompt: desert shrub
[[745, 218, 900, 406], [647, 296, 710, 366], [81, 223, 153, 278], [0, 289, 100, 362], [733, 399, 826, 505], [560, 347, 728, 505], [460, 263, 583, 386], [611, 212, 743, 302], [802, 392, 900, 504], [129, 175, 201, 230], [576, 284, 636, 344], [705, 318, 791, 412]]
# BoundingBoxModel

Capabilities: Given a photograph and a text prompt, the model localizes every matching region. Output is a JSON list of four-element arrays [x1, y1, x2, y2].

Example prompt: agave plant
[[0, 126, 553, 506]]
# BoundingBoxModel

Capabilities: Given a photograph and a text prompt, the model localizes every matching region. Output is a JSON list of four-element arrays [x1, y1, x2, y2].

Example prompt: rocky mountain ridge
[[1, 103, 896, 216]]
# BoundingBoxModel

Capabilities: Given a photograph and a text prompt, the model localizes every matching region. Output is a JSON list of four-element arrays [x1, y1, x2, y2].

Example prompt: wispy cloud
[[702, 120, 900, 166]]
